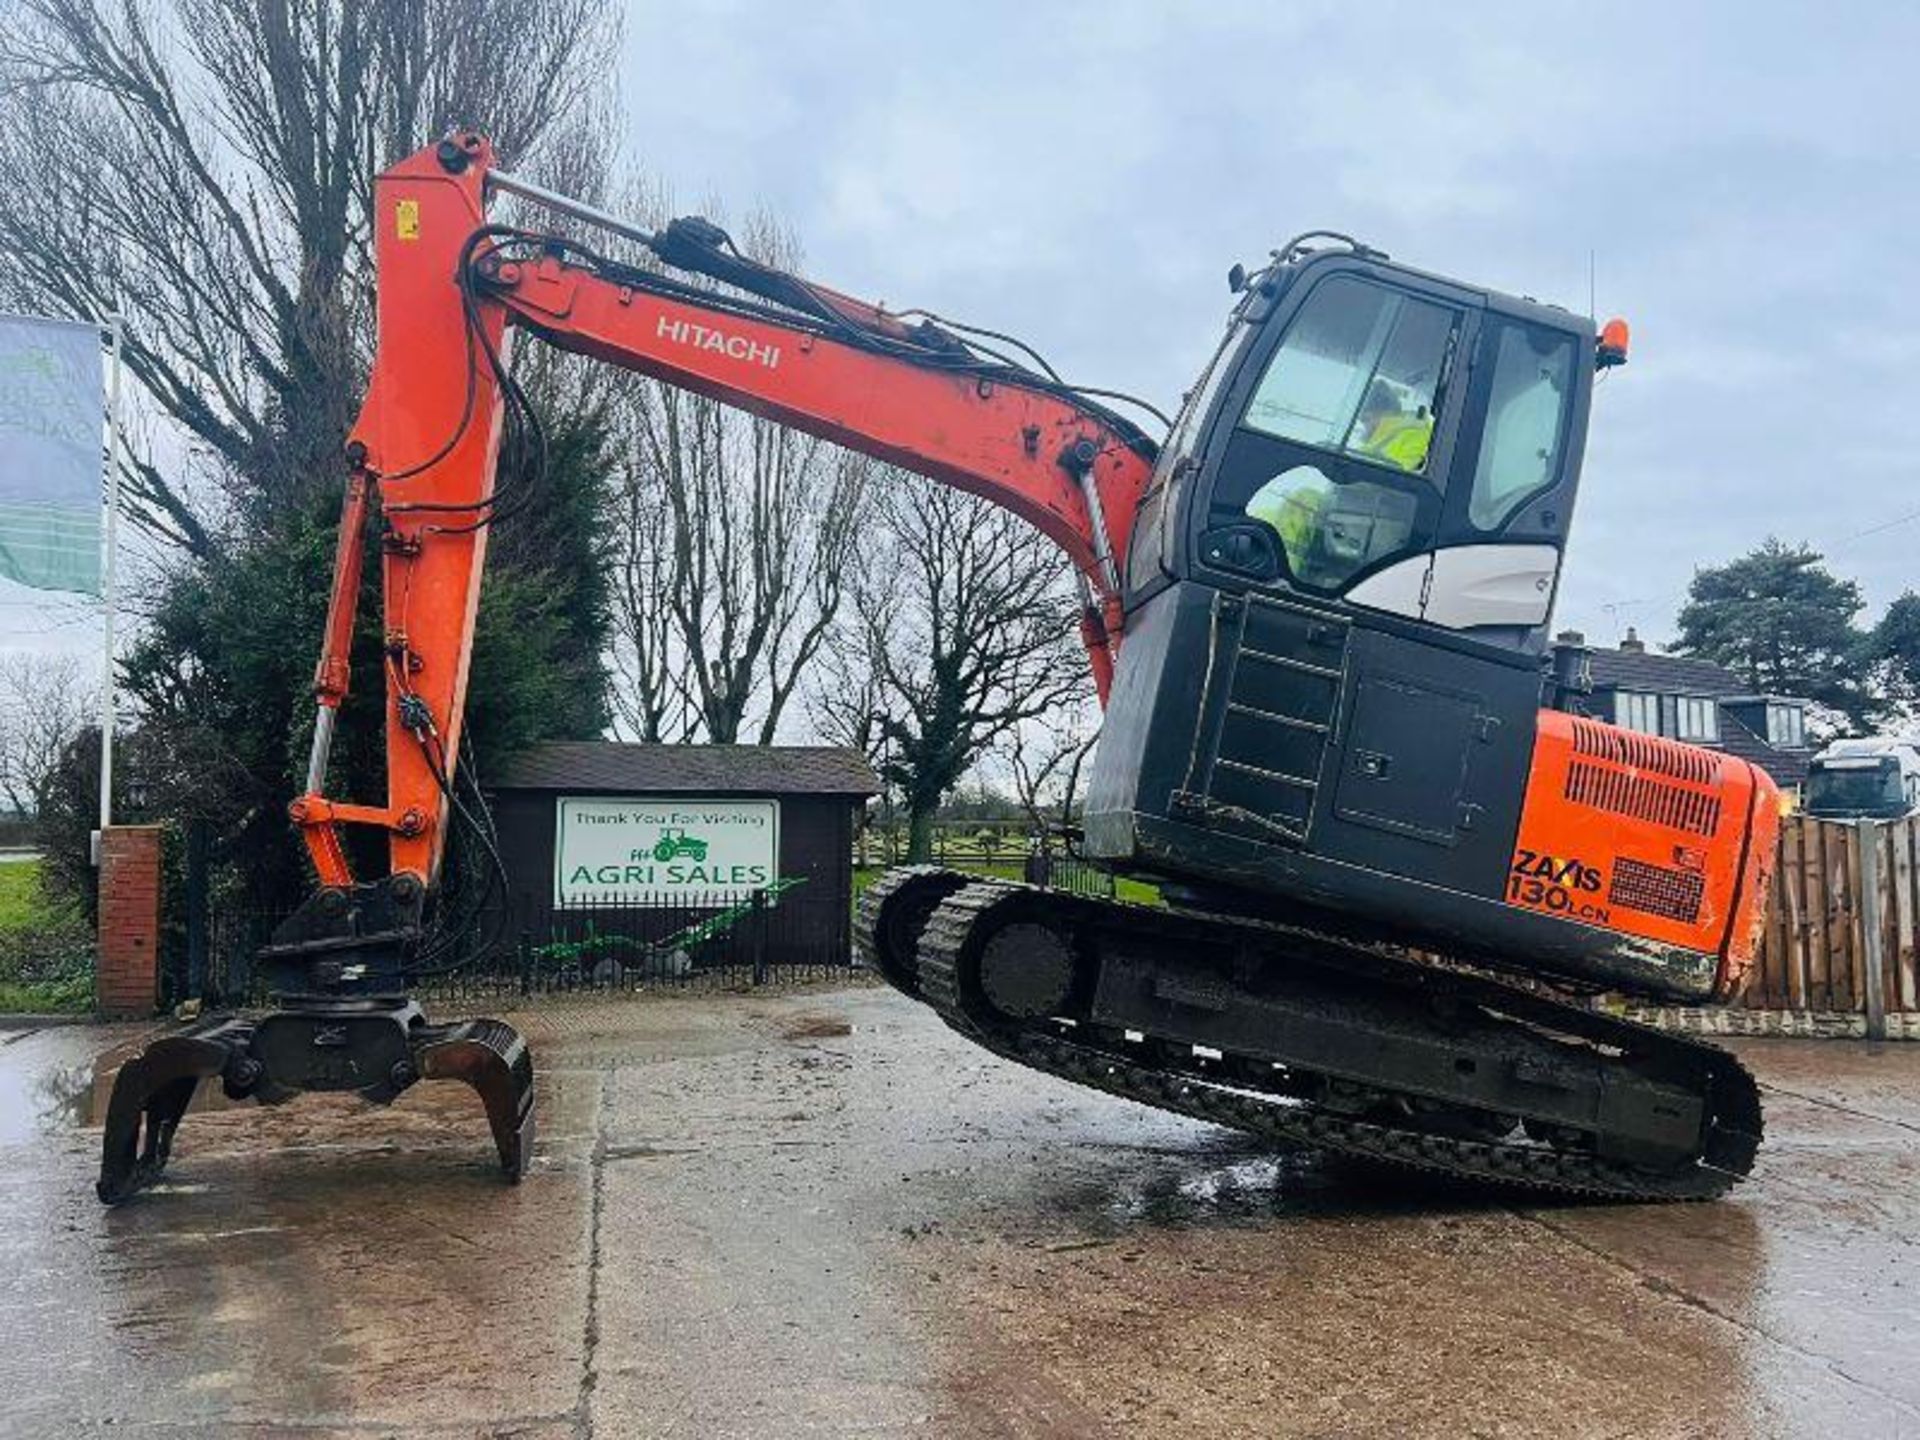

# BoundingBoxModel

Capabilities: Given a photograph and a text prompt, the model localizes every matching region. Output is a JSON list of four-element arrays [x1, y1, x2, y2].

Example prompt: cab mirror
[[1228, 262, 1249, 294]]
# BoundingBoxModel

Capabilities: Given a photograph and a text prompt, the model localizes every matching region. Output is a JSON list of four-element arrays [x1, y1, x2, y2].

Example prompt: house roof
[[1719, 712, 1811, 788], [492, 742, 881, 797], [1585, 646, 1748, 698]]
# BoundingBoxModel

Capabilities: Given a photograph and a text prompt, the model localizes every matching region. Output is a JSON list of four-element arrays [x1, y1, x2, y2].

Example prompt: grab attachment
[[96, 1000, 534, 1205]]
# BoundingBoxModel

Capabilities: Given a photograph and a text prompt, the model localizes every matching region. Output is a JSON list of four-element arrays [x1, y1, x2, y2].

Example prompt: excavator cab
[[1086, 238, 1774, 1002], [1131, 238, 1588, 650]]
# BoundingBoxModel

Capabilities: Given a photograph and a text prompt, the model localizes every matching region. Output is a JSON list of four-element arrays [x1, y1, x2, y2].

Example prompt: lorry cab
[[1086, 237, 1775, 1000], [1805, 739, 1920, 821]]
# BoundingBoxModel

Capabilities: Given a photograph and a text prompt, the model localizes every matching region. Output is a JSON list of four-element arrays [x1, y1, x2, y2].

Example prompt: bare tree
[[608, 474, 689, 742], [0, 0, 618, 551], [1003, 711, 1100, 833], [607, 210, 869, 745], [0, 0, 624, 911], [835, 476, 1095, 861], [0, 652, 93, 816], [811, 603, 892, 762]]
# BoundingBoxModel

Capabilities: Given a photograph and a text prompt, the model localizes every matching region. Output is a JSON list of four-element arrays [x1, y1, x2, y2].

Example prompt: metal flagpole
[[97, 314, 122, 846]]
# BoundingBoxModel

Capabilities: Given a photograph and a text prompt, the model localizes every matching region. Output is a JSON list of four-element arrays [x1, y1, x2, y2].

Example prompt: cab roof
[[1281, 240, 1597, 341]]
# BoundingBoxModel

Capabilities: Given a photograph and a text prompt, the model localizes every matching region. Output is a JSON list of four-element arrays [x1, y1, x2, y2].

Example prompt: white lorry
[[1803, 737, 1920, 821]]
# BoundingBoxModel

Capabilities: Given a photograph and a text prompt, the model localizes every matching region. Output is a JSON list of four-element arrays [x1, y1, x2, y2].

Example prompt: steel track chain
[[862, 867, 1760, 1203], [853, 864, 958, 993]]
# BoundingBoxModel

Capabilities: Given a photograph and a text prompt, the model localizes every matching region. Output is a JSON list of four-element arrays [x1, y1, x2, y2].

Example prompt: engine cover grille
[[1564, 761, 1722, 836], [1608, 857, 1707, 924], [1569, 717, 1719, 784]]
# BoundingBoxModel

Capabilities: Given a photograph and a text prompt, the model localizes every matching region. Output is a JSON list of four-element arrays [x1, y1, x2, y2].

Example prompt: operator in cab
[[1349, 378, 1433, 472]]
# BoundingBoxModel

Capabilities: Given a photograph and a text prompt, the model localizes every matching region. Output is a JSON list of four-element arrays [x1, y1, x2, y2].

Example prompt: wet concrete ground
[[1, 986, 1916, 1438]]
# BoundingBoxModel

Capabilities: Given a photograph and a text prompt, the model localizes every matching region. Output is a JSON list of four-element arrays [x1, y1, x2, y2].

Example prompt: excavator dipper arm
[[307, 133, 1155, 897], [97, 132, 1156, 1202]]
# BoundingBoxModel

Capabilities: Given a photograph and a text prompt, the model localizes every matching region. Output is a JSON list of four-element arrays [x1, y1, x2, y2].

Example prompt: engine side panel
[[1509, 713, 1780, 997]]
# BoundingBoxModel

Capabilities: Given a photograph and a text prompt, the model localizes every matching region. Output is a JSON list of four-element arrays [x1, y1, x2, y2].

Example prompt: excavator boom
[[97, 132, 1158, 1202], [100, 130, 1777, 1205], [311, 134, 1153, 897]]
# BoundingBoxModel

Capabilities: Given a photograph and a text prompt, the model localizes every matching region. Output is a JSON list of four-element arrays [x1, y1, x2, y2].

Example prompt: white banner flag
[[0, 314, 106, 596]]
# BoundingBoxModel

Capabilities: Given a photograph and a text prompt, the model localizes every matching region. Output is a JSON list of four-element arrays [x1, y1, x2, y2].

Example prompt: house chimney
[[1547, 630, 1593, 714], [1619, 626, 1646, 654]]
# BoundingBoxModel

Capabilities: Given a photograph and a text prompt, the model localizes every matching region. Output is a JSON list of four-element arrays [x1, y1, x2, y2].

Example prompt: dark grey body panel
[[1083, 581, 1717, 1001]]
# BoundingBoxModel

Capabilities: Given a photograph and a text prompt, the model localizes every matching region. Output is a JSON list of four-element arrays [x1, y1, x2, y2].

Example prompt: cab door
[[1418, 316, 1591, 643], [1172, 262, 1539, 879], [1190, 264, 1477, 610]]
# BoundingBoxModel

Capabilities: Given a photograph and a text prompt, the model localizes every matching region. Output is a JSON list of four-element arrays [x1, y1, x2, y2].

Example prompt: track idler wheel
[[95, 1003, 536, 1205], [976, 920, 1077, 1020]]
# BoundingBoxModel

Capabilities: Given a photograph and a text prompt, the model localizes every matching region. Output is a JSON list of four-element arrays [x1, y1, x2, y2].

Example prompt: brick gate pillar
[[97, 825, 164, 1019]]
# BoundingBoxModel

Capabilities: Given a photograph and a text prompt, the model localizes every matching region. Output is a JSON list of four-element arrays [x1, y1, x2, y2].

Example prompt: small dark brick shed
[[487, 742, 879, 965]]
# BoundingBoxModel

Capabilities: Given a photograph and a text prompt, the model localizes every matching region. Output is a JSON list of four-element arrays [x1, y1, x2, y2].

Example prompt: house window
[[1615, 691, 1660, 735], [1767, 703, 1806, 749], [1676, 696, 1719, 743]]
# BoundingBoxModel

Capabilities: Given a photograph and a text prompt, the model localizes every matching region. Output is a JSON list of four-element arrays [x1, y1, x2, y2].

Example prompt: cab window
[[1242, 465, 1418, 592], [1467, 322, 1577, 531], [1204, 272, 1459, 598], [1240, 275, 1455, 478]]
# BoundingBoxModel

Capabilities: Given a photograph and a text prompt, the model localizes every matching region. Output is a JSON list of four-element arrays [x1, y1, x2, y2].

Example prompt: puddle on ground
[[1105, 1152, 1306, 1226], [0, 1057, 95, 1143], [0, 1043, 241, 1144], [1017, 1132, 1529, 1235]]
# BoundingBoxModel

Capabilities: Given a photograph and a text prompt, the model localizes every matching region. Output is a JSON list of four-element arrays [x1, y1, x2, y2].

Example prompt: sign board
[[0, 313, 105, 595], [554, 796, 780, 905]]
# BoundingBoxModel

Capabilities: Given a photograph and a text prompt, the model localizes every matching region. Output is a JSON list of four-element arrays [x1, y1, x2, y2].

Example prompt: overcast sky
[[5, 0, 1911, 669], [617, 0, 1920, 647]]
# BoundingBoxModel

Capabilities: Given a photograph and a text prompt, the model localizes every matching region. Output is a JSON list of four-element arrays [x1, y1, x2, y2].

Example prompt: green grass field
[[0, 860, 45, 929], [0, 859, 94, 1014], [852, 861, 1160, 907]]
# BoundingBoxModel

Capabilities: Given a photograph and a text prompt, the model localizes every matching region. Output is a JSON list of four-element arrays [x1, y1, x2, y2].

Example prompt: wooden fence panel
[[1786, 821, 1810, 1008], [1810, 821, 1836, 1008], [1811, 820, 1833, 1007], [1746, 819, 1791, 1011], [1894, 822, 1920, 1011], [1737, 814, 1920, 1015], [1837, 823, 1861, 1013]]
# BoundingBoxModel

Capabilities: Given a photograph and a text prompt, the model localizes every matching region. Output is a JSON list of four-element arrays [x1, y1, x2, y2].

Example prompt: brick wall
[[97, 825, 163, 1019]]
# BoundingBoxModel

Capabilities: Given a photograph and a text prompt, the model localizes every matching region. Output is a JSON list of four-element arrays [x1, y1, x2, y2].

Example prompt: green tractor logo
[[652, 827, 709, 864]]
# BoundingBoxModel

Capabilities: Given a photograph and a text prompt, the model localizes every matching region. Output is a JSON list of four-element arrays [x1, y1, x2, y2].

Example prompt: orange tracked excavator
[[99, 133, 1777, 1205]]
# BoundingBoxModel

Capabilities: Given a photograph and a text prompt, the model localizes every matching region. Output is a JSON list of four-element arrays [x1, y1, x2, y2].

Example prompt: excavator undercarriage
[[857, 867, 1762, 1200]]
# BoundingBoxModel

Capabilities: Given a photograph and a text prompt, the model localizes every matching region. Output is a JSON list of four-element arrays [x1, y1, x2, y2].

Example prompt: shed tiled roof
[[493, 742, 880, 796]]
